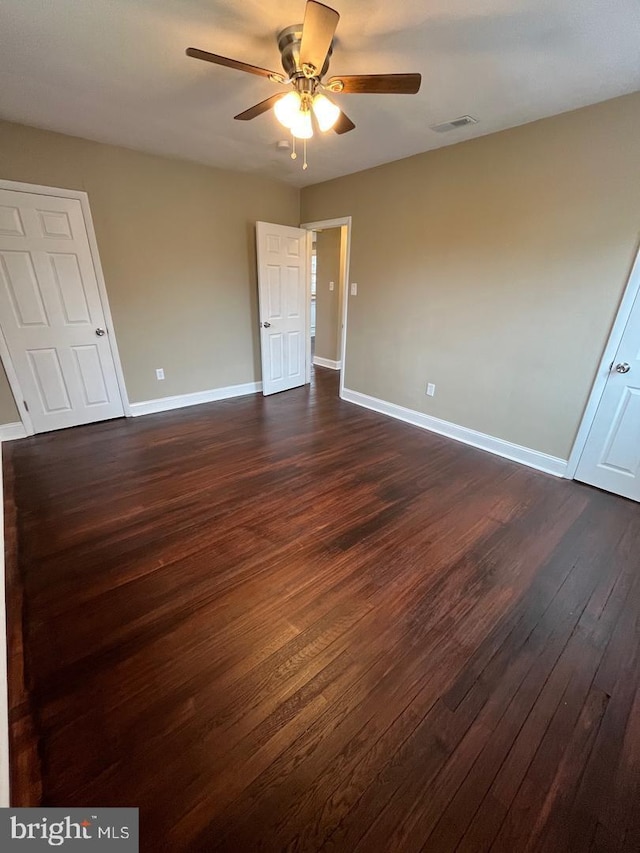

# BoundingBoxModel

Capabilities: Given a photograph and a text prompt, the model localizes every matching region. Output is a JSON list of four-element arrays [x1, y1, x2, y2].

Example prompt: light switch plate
[[350, 282, 358, 296], [329, 281, 335, 291], [426, 383, 435, 397], [156, 368, 165, 381]]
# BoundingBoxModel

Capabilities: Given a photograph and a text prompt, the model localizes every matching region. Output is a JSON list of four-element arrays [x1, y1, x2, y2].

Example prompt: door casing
[[0, 180, 130, 435]]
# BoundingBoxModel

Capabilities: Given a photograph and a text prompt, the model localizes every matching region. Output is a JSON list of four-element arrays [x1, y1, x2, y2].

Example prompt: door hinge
[[23, 400, 29, 412]]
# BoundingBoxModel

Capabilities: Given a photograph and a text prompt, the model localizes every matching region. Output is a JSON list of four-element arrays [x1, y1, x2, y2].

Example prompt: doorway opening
[[301, 217, 351, 397]]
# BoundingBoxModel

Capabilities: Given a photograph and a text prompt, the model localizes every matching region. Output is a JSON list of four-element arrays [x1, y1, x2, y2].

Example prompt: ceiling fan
[[186, 0, 422, 169]]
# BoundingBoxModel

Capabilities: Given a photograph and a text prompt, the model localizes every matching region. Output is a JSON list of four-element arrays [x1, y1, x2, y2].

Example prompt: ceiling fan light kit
[[274, 91, 303, 128], [312, 93, 341, 131], [186, 0, 422, 170]]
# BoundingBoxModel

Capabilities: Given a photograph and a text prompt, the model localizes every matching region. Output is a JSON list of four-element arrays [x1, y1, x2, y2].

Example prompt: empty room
[[1, 0, 640, 850]]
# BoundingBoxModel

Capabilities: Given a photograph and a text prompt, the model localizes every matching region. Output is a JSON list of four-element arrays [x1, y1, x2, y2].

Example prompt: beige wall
[[314, 228, 342, 362], [0, 362, 18, 423], [301, 92, 640, 460], [0, 121, 299, 421], [3, 93, 639, 457]]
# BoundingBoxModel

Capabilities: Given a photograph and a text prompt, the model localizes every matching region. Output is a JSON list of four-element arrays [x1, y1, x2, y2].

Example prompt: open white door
[[256, 222, 308, 396], [574, 284, 640, 501], [0, 188, 125, 433]]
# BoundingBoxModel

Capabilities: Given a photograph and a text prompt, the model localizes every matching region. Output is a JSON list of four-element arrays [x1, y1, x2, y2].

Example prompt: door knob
[[262, 321, 271, 328], [95, 327, 106, 336], [615, 362, 631, 374]]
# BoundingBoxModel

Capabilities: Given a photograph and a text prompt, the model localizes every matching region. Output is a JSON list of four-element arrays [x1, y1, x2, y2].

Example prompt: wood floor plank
[[5, 367, 640, 852], [485, 517, 640, 852], [421, 498, 630, 852], [311, 485, 589, 852], [189, 474, 573, 850]]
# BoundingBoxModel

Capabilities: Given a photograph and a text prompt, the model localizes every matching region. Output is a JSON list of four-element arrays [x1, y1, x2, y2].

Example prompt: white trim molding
[[0, 450, 10, 806], [0, 423, 27, 442], [342, 388, 568, 478], [313, 356, 342, 370], [130, 381, 262, 417]]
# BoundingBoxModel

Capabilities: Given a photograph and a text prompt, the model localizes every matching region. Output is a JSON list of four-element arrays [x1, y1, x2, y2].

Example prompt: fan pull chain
[[288, 134, 309, 170]]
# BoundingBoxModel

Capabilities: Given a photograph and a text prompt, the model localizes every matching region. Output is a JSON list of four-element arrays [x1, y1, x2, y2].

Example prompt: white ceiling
[[1, 0, 639, 187]]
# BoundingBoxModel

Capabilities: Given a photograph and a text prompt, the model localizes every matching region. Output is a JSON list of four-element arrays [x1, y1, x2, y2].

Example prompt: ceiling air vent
[[430, 115, 478, 133]]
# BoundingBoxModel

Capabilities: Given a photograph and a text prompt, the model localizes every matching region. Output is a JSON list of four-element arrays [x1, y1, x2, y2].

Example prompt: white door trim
[[300, 217, 352, 398], [566, 239, 640, 479], [0, 180, 131, 434], [0, 450, 9, 806]]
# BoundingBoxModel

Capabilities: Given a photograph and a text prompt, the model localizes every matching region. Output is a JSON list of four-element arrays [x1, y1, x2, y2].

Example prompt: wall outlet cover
[[350, 282, 358, 296], [156, 368, 165, 380], [426, 382, 436, 397]]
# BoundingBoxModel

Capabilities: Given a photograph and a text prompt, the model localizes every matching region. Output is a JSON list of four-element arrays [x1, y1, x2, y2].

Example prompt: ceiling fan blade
[[234, 94, 285, 121], [186, 47, 279, 79], [299, 1, 340, 75], [334, 111, 355, 135], [327, 74, 422, 95]]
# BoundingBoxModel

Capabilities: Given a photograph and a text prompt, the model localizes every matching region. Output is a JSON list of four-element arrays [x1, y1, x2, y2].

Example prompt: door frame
[[300, 216, 352, 398], [566, 240, 640, 479], [0, 180, 131, 435]]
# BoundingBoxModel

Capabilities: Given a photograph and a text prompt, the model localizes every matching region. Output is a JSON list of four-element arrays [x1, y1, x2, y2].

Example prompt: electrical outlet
[[156, 368, 165, 381], [426, 382, 436, 397], [329, 281, 335, 291], [350, 282, 358, 296]]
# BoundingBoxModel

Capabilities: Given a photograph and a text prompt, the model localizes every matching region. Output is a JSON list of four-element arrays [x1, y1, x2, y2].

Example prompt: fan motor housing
[[277, 24, 333, 78]]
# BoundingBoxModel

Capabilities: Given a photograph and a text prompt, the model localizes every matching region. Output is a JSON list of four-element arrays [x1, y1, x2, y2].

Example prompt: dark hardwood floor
[[5, 367, 640, 851]]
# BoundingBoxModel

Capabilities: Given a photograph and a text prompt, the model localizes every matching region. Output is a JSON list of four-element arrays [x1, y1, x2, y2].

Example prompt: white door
[[256, 222, 308, 396], [0, 189, 124, 433], [575, 285, 640, 501]]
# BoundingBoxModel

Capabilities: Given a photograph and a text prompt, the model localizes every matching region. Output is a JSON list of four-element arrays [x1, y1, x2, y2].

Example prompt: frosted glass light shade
[[290, 109, 313, 139], [274, 92, 302, 128], [312, 94, 341, 132]]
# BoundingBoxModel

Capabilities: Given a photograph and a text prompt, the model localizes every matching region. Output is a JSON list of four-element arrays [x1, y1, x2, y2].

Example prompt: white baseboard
[[313, 357, 342, 370], [0, 448, 10, 806], [0, 422, 27, 442], [130, 381, 263, 417], [341, 388, 568, 478]]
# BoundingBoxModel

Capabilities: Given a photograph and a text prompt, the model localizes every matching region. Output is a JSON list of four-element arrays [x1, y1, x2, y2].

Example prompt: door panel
[[599, 388, 640, 473], [72, 345, 110, 405], [268, 334, 284, 383], [287, 331, 301, 376], [267, 266, 283, 319], [28, 348, 72, 413], [37, 209, 73, 239], [286, 266, 302, 318], [0, 205, 26, 237], [0, 189, 124, 432], [256, 222, 307, 396], [50, 253, 92, 323], [575, 285, 640, 501], [1, 251, 48, 326]]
